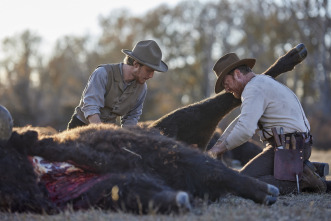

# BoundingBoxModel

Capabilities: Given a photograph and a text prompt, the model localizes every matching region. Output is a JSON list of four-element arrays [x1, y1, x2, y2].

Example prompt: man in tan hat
[[67, 40, 168, 129], [207, 53, 329, 194]]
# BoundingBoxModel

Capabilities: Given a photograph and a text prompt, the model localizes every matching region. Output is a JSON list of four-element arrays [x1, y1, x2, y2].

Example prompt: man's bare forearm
[[87, 114, 102, 124]]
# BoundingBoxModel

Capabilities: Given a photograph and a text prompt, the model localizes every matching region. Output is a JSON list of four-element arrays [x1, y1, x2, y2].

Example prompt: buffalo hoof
[[262, 42, 308, 78], [0, 105, 13, 141], [263, 184, 279, 205], [272, 42, 308, 74], [294, 43, 307, 61], [176, 191, 192, 212]]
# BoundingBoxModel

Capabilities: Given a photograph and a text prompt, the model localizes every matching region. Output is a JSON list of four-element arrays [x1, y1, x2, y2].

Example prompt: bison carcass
[[1, 122, 279, 214]]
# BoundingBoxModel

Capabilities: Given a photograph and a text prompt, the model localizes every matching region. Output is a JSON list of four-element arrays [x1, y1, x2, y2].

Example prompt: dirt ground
[[1, 149, 330, 221]]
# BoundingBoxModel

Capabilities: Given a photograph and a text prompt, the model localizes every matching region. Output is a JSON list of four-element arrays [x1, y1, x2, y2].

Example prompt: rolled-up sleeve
[[81, 67, 108, 119], [218, 116, 239, 143], [225, 85, 266, 150]]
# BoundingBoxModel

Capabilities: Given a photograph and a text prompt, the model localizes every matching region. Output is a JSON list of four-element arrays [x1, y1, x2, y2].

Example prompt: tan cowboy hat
[[121, 40, 168, 72], [214, 53, 256, 93]]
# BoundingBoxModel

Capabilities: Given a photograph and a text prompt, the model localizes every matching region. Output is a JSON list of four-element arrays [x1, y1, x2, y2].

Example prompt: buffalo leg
[[71, 173, 192, 214], [206, 166, 279, 205], [165, 151, 280, 205], [262, 43, 307, 78]]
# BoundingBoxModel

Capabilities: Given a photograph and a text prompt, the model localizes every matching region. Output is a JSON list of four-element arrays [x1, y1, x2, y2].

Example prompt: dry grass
[[1, 148, 330, 221]]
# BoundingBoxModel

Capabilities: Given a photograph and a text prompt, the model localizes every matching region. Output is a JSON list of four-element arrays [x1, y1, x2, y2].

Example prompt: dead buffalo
[[1, 121, 279, 214]]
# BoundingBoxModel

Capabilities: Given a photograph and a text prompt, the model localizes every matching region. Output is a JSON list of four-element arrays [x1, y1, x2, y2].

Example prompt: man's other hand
[[207, 141, 228, 159]]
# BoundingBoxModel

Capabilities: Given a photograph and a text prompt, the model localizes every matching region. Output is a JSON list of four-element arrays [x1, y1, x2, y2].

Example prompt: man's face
[[133, 63, 155, 84], [222, 70, 245, 99]]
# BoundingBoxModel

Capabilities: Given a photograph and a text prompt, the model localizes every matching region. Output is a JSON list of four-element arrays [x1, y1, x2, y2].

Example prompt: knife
[[280, 127, 286, 148], [271, 128, 284, 149], [291, 134, 296, 150], [285, 136, 290, 149]]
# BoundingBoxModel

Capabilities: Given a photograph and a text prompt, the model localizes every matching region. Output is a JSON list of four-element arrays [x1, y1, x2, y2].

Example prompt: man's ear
[[233, 69, 241, 80], [133, 60, 140, 68]]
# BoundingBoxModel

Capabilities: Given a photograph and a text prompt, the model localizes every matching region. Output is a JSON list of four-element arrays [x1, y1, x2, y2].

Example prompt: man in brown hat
[[207, 53, 329, 194], [67, 40, 168, 129]]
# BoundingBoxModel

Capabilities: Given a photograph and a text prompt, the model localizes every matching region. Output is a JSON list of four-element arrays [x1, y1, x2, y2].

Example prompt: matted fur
[[1, 124, 278, 214]]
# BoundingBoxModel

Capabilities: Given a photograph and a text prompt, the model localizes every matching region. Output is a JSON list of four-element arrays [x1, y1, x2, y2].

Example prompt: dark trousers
[[239, 139, 311, 195], [67, 114, 87, 130]]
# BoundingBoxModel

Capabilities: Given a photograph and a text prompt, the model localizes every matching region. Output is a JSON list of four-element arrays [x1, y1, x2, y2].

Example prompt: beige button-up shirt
[[220, 75, 310, 150]]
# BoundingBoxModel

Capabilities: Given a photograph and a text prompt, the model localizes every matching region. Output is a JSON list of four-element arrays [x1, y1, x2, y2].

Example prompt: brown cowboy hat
[[214, 53, 256, 93], [121, 40, 168, 72]]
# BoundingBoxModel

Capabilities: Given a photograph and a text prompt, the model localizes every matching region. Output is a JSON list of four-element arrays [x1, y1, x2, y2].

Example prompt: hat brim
[[214, 58, 256, 94], [121, 49, 168, 72]]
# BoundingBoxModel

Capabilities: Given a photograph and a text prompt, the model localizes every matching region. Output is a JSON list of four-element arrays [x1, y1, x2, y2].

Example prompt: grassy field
[[1, 149, 330, 221]]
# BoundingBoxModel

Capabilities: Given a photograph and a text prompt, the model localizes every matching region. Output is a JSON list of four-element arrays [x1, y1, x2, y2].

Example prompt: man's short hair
[[123, 55, 142, 66], [229, 65, 252, 75]]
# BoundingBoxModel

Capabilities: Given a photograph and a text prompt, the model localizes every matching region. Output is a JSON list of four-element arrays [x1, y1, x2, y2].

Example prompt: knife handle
[[291, 134, 297, 149], [285, 136, 290, 149], [280, 127, 285, 147], [271, 128, 282, 147]]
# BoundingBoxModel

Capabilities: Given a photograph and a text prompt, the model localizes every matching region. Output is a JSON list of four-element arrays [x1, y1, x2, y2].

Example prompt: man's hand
[[87, 114, 102, 124], [207, 140, 228, 159]]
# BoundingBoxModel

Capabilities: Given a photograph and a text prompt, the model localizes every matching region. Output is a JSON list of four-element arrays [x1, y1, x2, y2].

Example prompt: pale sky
[[0, 0, 182, 54]]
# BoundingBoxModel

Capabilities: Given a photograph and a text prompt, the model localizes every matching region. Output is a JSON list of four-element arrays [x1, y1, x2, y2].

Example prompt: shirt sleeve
[[225, 83, 267, 150], [81, 67, 108, 119], [217, 115, 239, 143], [121, 84, 147, 127]]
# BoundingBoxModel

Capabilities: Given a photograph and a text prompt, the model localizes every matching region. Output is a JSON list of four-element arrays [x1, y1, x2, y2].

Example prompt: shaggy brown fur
[[0, 138, 57, 214], [1, 124, 279, 214], [13, 125, 58, 136]]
